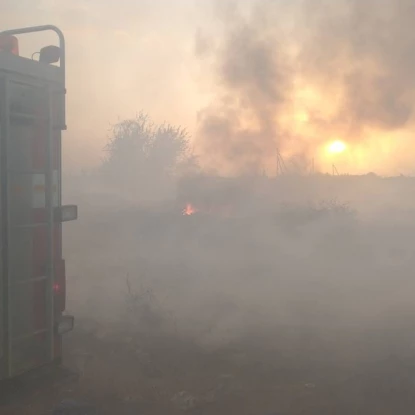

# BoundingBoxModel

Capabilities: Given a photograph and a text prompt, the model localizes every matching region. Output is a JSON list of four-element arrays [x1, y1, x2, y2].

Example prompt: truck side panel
[[0, 68, 64, 378], [9, 82, 48, 375]]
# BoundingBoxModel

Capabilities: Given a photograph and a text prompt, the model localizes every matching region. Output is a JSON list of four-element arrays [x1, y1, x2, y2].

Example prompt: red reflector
[[53, 283, 61, 293], [0, 35, 19, 55]]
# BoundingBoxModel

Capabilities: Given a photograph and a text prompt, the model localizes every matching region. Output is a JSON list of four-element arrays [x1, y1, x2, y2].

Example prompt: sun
[[327, 140, 347, 154]]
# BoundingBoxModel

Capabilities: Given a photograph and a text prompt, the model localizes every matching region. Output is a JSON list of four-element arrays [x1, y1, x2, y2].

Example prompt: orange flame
[[183, 203, 197, 216]]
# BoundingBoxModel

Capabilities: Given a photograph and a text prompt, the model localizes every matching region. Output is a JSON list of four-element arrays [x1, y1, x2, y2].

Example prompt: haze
[[3, 1, 415, 414]]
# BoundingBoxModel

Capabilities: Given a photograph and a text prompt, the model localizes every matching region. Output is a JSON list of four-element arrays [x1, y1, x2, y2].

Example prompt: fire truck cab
[[0, 26, 76, 380]]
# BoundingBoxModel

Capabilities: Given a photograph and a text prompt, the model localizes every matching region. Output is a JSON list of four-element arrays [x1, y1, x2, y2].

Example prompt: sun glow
[[327, 140, 347, 154]]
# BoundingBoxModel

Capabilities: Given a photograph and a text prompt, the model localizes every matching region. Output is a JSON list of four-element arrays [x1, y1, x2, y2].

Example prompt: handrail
[[0, 25, 65, 84]]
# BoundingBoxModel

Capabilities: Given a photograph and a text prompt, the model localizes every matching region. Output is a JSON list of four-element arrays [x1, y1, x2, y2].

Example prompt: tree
[[147, 123, 190, 176], [101, 112, 196, 201]]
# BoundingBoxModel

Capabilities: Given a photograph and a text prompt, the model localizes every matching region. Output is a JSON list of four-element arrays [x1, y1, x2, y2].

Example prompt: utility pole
[[276, 149, 287, 176]]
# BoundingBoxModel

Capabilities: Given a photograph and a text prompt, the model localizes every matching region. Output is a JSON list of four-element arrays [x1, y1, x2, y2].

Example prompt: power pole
[[276, 149, 287, 176]]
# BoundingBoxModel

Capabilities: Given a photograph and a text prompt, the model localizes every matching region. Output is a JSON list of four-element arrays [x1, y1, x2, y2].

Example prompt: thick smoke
[[195, 0, 415, 174], [195, 2, 292, 175], [301, 0, 415, 131]]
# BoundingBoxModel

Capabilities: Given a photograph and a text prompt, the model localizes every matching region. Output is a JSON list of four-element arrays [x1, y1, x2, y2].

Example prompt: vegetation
[[100, 112, 198, 200]]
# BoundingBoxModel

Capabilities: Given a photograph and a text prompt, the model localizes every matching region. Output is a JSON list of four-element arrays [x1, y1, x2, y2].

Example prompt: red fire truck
[[0, 26, 76, 380]]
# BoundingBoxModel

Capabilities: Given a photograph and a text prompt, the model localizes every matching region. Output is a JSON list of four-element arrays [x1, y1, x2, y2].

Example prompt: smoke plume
[[195, 0, 415, 175]]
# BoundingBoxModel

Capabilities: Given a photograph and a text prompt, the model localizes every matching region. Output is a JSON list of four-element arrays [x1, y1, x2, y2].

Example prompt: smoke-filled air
[[3, 1, 415, 414], [195, 0, 415, 175]]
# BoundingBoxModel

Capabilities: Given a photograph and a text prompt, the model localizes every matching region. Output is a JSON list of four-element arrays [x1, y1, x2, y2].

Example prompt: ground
[[2, 321, 415, 415], [3, 198, 415, 414]]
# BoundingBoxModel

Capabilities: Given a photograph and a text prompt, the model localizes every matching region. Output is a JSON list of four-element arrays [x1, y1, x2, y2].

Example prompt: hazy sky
[[3, 0, 415, 175]]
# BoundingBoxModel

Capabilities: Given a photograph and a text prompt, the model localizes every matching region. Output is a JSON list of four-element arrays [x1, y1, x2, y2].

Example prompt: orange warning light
[[0, 35, 19, 55]]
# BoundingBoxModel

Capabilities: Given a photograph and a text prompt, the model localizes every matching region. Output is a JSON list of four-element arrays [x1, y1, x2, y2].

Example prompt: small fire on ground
[[182, 203, 233, 217], [183, 203, 197, 216]]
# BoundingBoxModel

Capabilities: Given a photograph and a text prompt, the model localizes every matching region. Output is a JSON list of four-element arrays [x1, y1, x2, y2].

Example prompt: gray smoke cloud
[[195, 0, 415, 174], [300, 0, 415, 131], [195, 1, 292, 175]]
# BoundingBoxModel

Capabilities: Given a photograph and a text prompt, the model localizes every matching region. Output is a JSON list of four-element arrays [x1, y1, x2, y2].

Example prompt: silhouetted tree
[[101, 112, 196, 200]]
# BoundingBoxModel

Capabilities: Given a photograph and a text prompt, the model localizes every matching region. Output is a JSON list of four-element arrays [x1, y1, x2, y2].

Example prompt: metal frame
[[0, 25, 66, 130], [46, 85, 55, 362], [0, 25, 65, 84], [0, 75, 12, 377]]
